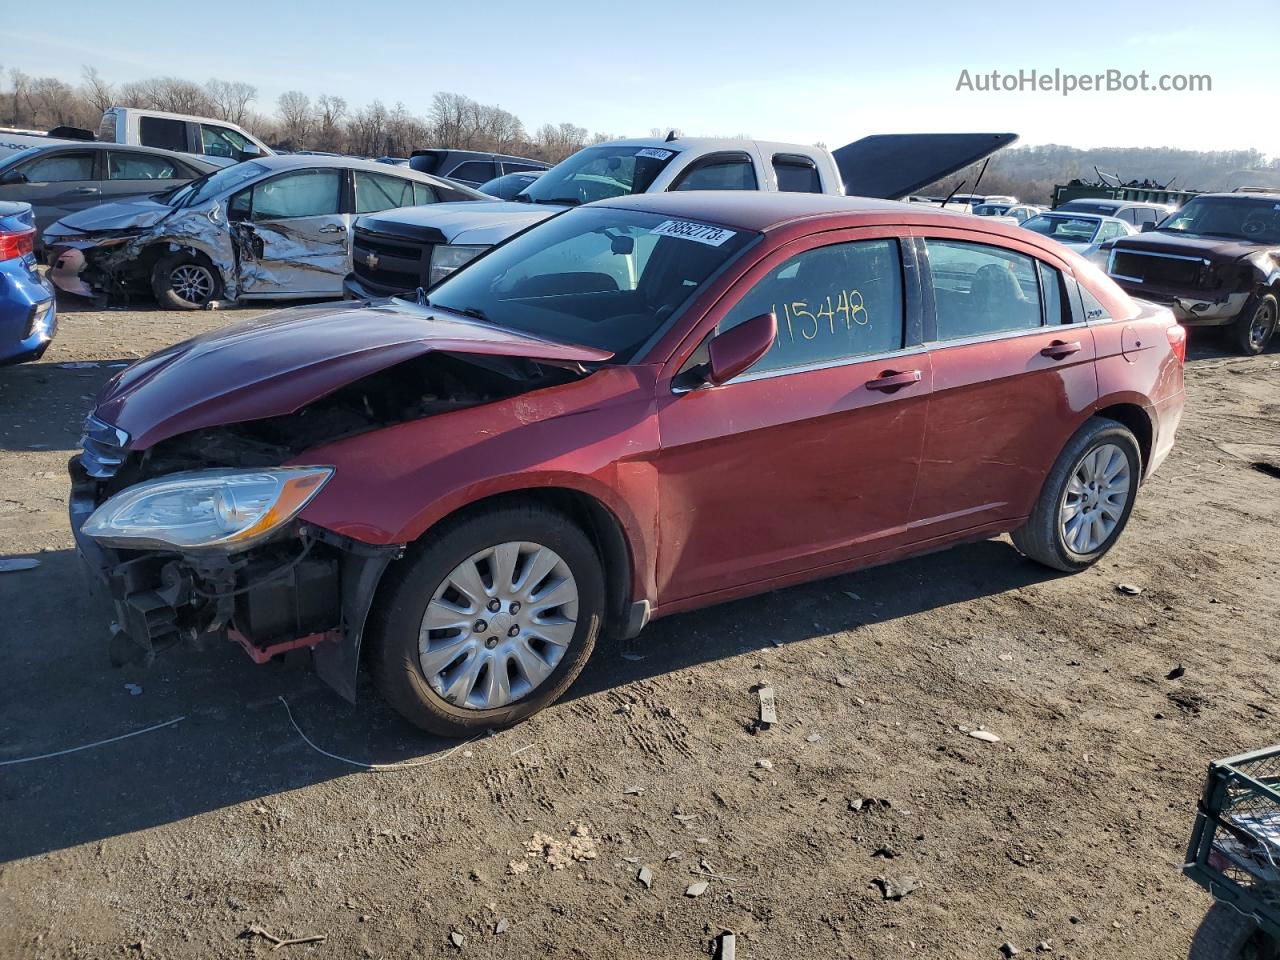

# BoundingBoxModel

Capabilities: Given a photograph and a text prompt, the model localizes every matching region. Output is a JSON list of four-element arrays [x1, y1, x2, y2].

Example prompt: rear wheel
[[151, 252, 221, 310], [1232, 293, 1277, 356], [368, 504, 605, 737], [1011, 417, 1141, 572]]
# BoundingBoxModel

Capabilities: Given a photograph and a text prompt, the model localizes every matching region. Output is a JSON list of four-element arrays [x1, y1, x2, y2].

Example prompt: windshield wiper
[[444, 305, 491, 324], [536, 196, 581, 206]]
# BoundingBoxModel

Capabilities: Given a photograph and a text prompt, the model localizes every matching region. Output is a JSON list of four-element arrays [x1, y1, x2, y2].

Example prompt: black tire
[[368, 504, 605, 737], [1231, 293, 1278, 356], [1011, 417, 1142, 573], [150, 252, 222, 310], [1189, 902, 1279, 960]]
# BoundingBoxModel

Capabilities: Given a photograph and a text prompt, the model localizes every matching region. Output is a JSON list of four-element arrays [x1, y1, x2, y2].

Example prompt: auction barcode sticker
[[635, 148, 674, 160], [650, 220, 737, 246]]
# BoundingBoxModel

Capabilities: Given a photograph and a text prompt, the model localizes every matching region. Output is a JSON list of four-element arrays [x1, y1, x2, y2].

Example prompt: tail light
[[1166, 322, 1187, 364], [0, 226, 35, 261]]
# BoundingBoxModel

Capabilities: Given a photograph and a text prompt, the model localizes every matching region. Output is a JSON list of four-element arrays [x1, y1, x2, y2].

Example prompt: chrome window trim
[[925, 323, 1057, 350], [673, 345, 925, 393], [1109, 247, 1210, 263]]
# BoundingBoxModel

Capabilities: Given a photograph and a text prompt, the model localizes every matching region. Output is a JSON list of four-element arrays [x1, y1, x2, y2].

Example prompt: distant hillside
[[923, 144, 1280, 205]]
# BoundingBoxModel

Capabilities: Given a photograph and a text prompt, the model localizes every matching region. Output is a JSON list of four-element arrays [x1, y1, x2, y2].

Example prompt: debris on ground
[[756, 686, 778, 729], [805, 733, 822, 743], [968, 729, 1001, 743], [834, 674, 856, 689], [449, 930, 465, 949], [716, 931, 737, 960], [623, 785, 644, 795], [686, 880, 708, 897], [1000, 942, 1019, 957], [755, 759, 773, 770], [637, 866, 654, 889], [1117, 583, 1143, 596], [242, 924, 327, 949], [873, 875, 920, 900], [1166, 665, 1186, 680], [849, 797, 892, 812], [525, 823, 598, 869], [0, 558, 40, 573]]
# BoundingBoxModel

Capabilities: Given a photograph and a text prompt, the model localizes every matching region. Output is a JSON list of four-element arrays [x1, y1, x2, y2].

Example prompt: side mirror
[[1140, 221, 1156, 232], [707, 312, 777, 386], [0, 170, 28, 186], [234, 146, 262, 163]]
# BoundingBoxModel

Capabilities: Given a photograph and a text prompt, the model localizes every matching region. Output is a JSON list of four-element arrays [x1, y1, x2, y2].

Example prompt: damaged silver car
[[42, 155, 492, 309]]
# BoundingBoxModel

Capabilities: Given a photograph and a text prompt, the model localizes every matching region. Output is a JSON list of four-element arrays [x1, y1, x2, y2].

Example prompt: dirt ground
[[1, 297, 1278, 960]]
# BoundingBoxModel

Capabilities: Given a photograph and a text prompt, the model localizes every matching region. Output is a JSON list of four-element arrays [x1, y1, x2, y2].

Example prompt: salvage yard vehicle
[[408, 149, 549, 187], [477, 170, 544, 200], [42, 155, 491, 309], [1055, 196, 1173, 230], [343, 132, 1018, 298], [0, 142, 217, 236], [0, 201, 56, 365], [69, 190, 1185, 736], [1020, 211, 1136, 258], [0, 106, 273, 168], [1184, 745, 1280, 959], [1099, 191, 1280, 354]]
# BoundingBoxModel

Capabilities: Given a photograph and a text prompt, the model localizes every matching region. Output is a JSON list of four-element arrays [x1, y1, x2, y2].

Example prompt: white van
[[0, 107, 272, 167]]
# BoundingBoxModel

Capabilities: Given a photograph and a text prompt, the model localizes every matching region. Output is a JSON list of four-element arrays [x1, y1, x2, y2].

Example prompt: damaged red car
[[70, 191, 1186, 736]]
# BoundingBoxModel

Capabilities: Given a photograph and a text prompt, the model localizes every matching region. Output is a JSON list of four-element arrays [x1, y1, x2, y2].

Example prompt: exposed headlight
[[428, 244, 488, 286], [82, 467, 333, 553]]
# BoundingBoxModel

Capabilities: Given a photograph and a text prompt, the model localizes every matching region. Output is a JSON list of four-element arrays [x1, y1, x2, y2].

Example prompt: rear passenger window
[[138, 116, 187, 152], [354, 171, 416, 213], [719, 239, 904, 374], [412, 182, 437, 206], [448, 160, 497, 183], [925, 240, 1042, 341], [773, 155, 821, 193], [673, 156, 758, 192], [1038, 261, 1067, 324]]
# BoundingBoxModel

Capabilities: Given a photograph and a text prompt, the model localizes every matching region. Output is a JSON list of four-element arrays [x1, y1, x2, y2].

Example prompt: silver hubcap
[[171, 264, 214, 303], [418, 542, 578, 710], [1060, 443, 1131, 554], [1250, 302, 1276, 349]]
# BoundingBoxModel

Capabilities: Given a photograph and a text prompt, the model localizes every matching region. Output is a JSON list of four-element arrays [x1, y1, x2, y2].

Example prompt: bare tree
[[206, 79, 257, 125], [313, 94, 347, 152], [277, 90, 313, 143], [81, 66, 114, 115]]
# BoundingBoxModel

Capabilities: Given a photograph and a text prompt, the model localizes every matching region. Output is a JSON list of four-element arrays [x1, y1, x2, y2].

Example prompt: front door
[[4, 149, 100, 233], [230, 168, 351, 296], [654, 229, 932, 605], [909, 231, 1099, 538]]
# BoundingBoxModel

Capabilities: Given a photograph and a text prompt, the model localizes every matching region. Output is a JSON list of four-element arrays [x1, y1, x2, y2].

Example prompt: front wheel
[[151, 253, 222, 310], [368, 504, 605, 737], [1232, 293, 1277, 356], [1011, 417, 1141, 572]]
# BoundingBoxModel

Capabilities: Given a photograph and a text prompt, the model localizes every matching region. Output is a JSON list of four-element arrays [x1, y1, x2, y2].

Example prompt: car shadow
[[0, 535, 1057, 863], [0, 359, 134, 453]]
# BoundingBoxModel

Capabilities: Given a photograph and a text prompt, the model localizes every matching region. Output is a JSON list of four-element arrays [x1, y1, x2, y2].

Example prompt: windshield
[[519, 145, 679, 206], [0, 146, 44, 172], [1022, 214, 1101, 243], [425, 206, 757, 362], [166, 160, 267, 208], [1060, 201, 1117, 215], [973, 204, 1010, 216], [1156, 196, 1280, 243]]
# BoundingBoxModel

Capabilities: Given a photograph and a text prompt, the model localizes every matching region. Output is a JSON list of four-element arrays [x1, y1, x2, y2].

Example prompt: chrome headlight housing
[[82, 467, 333, 553], [428, 244, 488, 286]]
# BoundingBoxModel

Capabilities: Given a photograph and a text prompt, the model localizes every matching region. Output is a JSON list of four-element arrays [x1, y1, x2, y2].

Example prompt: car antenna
[[665, 129, 678, 142], [941, 179, 967, 209]]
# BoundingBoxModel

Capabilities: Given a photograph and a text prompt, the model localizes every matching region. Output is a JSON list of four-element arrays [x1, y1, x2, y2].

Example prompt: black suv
[[408, 149, 548, 187]]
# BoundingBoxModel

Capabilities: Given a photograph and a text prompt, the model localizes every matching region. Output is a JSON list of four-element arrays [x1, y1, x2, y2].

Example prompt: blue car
[[0, 200, 55, 365]]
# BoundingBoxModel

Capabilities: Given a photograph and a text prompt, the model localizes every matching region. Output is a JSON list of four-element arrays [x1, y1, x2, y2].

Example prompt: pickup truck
[[342, 132, 1016, 298], [0, 107, 272, 168]]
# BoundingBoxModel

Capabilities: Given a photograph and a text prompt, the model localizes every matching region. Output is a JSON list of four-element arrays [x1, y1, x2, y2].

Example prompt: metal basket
[[1185, 745, 1280, 940]]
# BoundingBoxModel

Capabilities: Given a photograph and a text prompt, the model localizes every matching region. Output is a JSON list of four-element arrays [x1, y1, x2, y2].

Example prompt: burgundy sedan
[[71, 191, 1186, 736]]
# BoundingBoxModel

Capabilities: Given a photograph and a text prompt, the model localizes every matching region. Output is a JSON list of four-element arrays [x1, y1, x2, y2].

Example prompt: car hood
[[95, 299, 613, 450], [46, 197, 177, 237], [357, 200, 554, 246], [1105, 230, 1271, 262]]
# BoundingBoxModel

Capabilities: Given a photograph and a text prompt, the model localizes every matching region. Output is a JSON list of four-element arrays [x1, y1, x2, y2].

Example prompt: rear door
[[230, 167, 351, 296], [908, 230, 1098, 538], [654, 228, 932, 604], [5, 149, 101, 232]]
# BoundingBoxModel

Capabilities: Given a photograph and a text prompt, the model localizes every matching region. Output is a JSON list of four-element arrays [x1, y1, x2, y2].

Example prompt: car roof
[[252, 154, 490, 195], [1036, 211, 1125, 224], [1196, 191, 1280, 203], [593, 189, 973, 233], [6, 140, 219, 161]]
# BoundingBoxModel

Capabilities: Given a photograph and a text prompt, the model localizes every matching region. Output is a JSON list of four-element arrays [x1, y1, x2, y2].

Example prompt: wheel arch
[[1092, 400, 1153, 475]]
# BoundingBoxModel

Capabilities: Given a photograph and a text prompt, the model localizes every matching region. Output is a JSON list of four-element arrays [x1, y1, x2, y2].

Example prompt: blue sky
[[4, 0, 1277, 155]]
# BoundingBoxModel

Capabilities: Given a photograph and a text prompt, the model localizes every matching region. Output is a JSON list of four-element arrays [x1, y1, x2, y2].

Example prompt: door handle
[[1040, 340, 1082, 359], [70, 187, 98, 195], [319, 224, 345, 234], [865, 369, 922, 392]]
